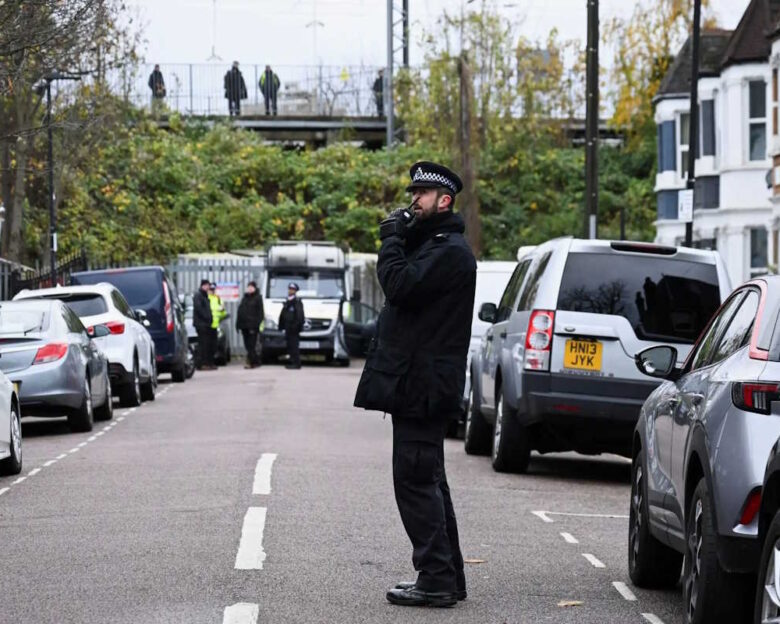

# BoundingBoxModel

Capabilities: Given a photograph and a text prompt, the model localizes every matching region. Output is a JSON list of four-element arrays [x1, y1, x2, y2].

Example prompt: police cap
[[405, 161, 463, 195], [288, 282, 300, 292]]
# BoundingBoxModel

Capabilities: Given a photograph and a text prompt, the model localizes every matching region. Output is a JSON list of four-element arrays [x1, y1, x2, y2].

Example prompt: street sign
[[678, 189, 693, 223]]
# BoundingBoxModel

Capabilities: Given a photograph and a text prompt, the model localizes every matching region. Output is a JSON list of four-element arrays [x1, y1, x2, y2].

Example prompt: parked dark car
[[629, 277, 780, 624], [755, 436, 780, 623], [0, 299, 113, 432], [71, 267, 189, 382]]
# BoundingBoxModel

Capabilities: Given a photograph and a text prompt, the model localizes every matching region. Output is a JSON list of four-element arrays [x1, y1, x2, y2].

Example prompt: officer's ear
[[437, 191, 453, 211]]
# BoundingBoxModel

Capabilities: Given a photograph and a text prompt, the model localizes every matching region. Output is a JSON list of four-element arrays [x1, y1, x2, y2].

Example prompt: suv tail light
[[732, 382, 780, 415], [104, 321, 125, 335], [739, 488, 762, 526], [33, 343, 68, 365], [525, 310, 555, 371], [163, 281, 174, 333]]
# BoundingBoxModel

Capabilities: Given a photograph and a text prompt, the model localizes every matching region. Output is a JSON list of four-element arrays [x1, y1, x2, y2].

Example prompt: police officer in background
[[193, 279, 215, 370], [278, 282, 305, 370], [354, 161, 476, 608]]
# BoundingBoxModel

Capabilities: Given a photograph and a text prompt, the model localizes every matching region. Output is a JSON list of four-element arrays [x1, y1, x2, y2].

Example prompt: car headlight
[[264, 317, 278, 330]]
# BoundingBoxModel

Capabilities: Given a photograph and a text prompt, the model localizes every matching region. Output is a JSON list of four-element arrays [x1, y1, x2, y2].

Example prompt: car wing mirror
[[635, 345, 680, 380], [478, 302, 497, 324]]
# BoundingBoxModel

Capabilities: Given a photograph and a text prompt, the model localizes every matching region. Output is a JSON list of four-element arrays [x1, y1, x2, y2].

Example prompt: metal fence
[[107, 63, 384, 117]]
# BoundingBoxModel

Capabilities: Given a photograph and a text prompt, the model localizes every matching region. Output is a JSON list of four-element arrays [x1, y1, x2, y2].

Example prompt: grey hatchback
[[629, 277, 780, 624]]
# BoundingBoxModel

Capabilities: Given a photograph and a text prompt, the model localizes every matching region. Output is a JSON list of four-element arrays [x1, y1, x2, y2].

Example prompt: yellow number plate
[[564, 340, 602, 371]]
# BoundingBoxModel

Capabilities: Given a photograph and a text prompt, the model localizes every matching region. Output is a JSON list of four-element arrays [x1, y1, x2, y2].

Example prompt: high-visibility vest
[[208, 293, 227, 329]]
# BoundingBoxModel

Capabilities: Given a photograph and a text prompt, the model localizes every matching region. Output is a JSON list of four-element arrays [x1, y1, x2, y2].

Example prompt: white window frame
[[677, 111, 690, 182], [747, 78, 767, 162]]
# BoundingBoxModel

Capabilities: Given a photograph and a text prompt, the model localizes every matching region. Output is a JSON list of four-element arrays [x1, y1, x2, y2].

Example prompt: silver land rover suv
[[464, 238, 731, 473]]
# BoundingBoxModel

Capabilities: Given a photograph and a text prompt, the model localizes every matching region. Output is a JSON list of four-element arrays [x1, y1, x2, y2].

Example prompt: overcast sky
[[128, 0, 748, 69]]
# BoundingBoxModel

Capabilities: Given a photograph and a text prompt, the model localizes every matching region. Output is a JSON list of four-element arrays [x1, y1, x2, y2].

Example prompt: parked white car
[[14, 284, 157, 407], [0, 371, 21, 476]]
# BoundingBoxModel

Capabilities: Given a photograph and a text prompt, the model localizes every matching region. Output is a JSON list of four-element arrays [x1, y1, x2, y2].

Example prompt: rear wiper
[[23, 326, 40, 335]]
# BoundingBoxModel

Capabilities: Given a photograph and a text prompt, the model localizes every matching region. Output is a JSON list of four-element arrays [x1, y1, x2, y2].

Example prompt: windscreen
[[42, 294, 107, 317], [556, 253, 721, 343], [0, 307, 50, 335], [73, 271, 161, 307], [267, 271, 345, 299]]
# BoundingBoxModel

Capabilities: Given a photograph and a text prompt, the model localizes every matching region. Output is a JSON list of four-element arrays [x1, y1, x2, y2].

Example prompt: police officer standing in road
[[278, 282, 305, 370], [354, 161, 476, 608], [193, 279, 216, 370]]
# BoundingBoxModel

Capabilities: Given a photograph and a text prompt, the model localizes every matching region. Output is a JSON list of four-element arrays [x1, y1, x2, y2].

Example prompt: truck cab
[[260, 241, 352, 365]]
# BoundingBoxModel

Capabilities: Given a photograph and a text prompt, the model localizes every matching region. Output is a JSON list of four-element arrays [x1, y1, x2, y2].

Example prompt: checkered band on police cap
[[406, 161, 463, 195]]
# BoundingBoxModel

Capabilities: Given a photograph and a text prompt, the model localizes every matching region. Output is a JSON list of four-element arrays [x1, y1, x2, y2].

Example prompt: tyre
[[68, 377, 94, 432], [184, 346, 195, 379], [94, 372, 114, 421], [140, 356, 157, 402], [0, 402, 22, 476], [683, 478, 754, 624], [120, 358, 142, 407], [491, 385, 531, 473], [628, 448, 682, 588], [464, 381, 492, 455], [755, 510, 780, 623]]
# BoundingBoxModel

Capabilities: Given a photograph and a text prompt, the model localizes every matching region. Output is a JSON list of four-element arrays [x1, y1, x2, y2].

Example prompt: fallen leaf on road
[[464, 558, 486, 564], [557, 600, 583, 607]]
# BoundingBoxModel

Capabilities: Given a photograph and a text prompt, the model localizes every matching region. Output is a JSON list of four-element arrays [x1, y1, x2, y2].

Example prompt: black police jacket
[[236, 292, 264, 331], [193, 290, 213, 330], [354, 210, 476, 419], [278, 297, 305, 334]]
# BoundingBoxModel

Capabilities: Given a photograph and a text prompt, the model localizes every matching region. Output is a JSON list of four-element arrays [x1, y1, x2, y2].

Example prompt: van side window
[[517, 252, 552, 311], [496, 261, 530, 322]]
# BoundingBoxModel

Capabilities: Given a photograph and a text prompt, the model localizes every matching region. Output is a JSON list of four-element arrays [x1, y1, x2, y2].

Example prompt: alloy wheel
[[133, 363, 141, 402], [493, 394, 504, 462], [760, 540, 780, 623], [465, 385, 474, 440], [85, 379, 93, 419], [630, 464, 643, 567], [10, 408, 21, 463], [685, 498, 704, 623]]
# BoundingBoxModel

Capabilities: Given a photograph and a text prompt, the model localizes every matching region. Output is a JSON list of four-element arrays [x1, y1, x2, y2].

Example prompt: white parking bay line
[[253, 453, 278, 495], [582, 553, 606, 568], [612, 581, 637, 601], [11, 476, 26, 485], [56, 453, 67, 460], [560, 532, 579, 544], [222, 603, 259, 624], [68, 447, 80, 454], [117, 416, 125, 422], [27, 468, 41, 477], [0, 487, 9, 496], [43, 460, 57, 467], [642, 614, 666, 624], [235, 507, 267, 570], [87, 436, 97, 442], [542, 511, 629, 520], [532, 510, 554, 523], [77, 442, 88, 448]]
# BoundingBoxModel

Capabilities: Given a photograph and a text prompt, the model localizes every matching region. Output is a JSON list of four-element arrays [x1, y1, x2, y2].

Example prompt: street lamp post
[[685, 0, 702, 247], [37, 72, 81, 285]]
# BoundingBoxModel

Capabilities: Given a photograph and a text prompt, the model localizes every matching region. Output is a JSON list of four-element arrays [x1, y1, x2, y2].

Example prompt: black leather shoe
[[386, 586, 458, 607], [394, 581, 467, 601]]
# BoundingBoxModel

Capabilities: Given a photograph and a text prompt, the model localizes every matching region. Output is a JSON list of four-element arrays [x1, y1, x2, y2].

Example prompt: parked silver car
[[630, 277, 780, 624], [0, 300, 113, 432], [465, 238, 731, 473]]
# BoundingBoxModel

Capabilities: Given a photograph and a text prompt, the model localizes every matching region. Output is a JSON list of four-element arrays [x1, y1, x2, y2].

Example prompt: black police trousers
[[391, 415, 465, 593], [285, 330, 301, 367]]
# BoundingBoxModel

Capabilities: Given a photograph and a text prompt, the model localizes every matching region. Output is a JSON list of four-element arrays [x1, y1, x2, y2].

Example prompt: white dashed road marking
[[532, 510, 554, 523], [27, 468, 40, 477], [87, 436, 97, 442], [56, 453, 67, 460], [222, 603, 259, 624], [560, 532, 579, 544], [77, 442, 88, 448], [235, 507, 268, 570], [612, 581, 637, 601], [11, 476, 26, 485], [538, 511, 629, 520], [68, 447, 80, 454], [582, 553, 605, 568], [642, 614, 666, 624], [43, 460, 56, 467], [252, 453, 277, 495], [0, 487, 8, 496]]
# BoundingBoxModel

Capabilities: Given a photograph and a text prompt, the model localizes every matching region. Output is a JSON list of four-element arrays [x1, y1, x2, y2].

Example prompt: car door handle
[[499, 331, 507, 339], [487, 335, 494, 342]]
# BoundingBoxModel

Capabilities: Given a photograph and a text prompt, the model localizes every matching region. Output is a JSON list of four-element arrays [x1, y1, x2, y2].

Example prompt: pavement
[[0, 363, 685, 624]]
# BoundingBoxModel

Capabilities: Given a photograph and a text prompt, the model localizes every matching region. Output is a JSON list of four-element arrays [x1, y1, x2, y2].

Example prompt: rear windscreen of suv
[[556, 253, 721, 343], [48, 294, 108, 317]]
